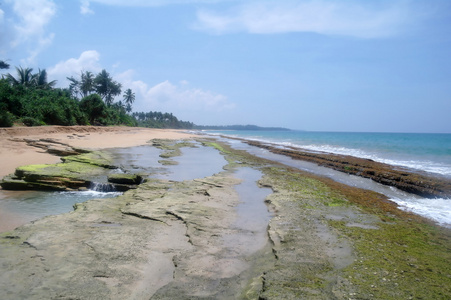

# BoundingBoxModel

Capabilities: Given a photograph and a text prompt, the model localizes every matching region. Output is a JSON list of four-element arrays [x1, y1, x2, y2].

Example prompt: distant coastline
[[194, 124, 291, 131]]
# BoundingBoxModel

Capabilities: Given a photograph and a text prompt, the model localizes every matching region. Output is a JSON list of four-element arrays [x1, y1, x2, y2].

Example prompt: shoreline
[[0, 127, 450, 298], [233, 137, 451, 198], [0, 126, 196, 178]]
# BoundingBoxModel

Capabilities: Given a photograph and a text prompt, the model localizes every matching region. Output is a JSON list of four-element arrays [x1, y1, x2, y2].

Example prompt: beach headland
[[0, 126, 450, 299]]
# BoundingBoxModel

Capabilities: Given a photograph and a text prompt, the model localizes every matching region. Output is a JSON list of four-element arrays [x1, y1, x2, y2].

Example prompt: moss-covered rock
[[151, 139, 197, 159], [158, 159, 178, 166], [0, 175, 68, 191], [107, 173, 143, 185], [61, 151, 117, 169], [1, 151, 118, 191]]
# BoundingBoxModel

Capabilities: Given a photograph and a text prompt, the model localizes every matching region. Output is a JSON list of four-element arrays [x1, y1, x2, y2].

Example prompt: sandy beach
[[0, 126, 450, 299], [0, 126, 196, 178]]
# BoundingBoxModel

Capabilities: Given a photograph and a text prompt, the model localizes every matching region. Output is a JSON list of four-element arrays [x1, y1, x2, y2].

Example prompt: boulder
[[47, 146, 80, 156], [108, 174, 143, 185], [1, 152, 118, 191], [0, 175, 68, 191]]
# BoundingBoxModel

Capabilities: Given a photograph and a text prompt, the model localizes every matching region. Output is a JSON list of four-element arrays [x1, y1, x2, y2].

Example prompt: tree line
[[132, 111, 194, 129], [194, 124, 290, 131], [0, 61, 194, 129]]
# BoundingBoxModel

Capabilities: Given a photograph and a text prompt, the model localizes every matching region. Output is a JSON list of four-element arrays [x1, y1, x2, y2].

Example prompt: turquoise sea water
[[205, 130, 451, 178], [204, 130, 451, 227]]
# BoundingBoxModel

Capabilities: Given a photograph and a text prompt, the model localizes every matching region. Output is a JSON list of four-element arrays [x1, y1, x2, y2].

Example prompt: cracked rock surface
[[0, 170, 274, 299], [2, 139, 449, 299]]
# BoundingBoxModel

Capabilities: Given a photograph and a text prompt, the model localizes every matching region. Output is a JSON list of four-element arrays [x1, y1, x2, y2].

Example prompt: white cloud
[[21, 32, 55, 65], [194, 0, 413, 38], [5, 0, 56, 63], [11, 0, 56, 43], [48, 50, 102, 87], [80, 0, 94, 15], [116, 70, 235, 119], [48, 50, 235, 120], [85, 0, 222, 6], [145, 80, 234, 110], [80, 0, 225, 13]]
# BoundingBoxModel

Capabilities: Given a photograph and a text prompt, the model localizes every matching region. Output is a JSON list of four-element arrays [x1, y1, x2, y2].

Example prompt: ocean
[[204, 130, 451, 227]]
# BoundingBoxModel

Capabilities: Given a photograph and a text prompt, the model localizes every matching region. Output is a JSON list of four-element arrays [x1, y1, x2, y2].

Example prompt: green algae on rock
[[151, 139, 197, 159], [107, 173, 143, 185], [203, 139, 451, 299], [0, 138, 450, 299], [61, 151, 118, 169], [1, 151, 118, 191]]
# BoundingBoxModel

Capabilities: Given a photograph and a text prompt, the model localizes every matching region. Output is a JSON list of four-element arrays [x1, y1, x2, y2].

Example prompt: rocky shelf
[[243, 140, 451, 198], [1, 139, 143, 192]]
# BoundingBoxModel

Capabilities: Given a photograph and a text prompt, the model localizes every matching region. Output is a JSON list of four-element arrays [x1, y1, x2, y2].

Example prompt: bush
[[79, 94, 107, 125], [21, 117, 43, 127], [0, 111, 15, 127]]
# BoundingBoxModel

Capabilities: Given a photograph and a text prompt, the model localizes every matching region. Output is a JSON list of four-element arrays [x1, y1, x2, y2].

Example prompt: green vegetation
[[0, 63, 291, 131], [0, 60, 9, 70], [132, 111, 194, 129], [0, 64, 193, 129]]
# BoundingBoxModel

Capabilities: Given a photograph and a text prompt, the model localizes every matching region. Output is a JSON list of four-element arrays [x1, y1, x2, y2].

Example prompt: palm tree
[[123, 88, 135, 113], [67, 76, 81, 98], [5, 66, 34, 86], [115, 100, 125, 111], [80, 71, 94, 97], [4, 67, 56, 89], [94, 69, 122, 106], [34, 69, 57, 89], [0, 60, 9, 69], [67, 71, 96, 99]]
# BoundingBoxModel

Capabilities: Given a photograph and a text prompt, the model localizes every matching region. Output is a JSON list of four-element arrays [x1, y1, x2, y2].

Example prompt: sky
[[0, 0, 450, 133]]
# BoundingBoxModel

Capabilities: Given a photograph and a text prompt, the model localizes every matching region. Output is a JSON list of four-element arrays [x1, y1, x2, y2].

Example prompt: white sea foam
[[61, 190, 122, 198], [212, 131, 451, 228], [232, 137, 451, 177], [298, 143, 451, 176], [390, 197, 451, 228]]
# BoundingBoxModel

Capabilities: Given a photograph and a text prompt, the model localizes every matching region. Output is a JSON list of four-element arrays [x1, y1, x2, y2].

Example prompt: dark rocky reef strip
[[243, 140, 451, 198]]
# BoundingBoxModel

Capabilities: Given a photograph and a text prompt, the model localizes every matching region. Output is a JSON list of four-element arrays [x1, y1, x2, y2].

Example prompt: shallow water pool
[[0, 143, 228, 232]]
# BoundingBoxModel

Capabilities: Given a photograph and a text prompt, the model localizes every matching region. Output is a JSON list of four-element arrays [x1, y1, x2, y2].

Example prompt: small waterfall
[[89, 182, 117, 192]]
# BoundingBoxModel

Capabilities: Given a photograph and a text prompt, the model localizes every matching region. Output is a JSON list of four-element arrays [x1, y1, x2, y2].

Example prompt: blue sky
[[1, 0, 450, 132]]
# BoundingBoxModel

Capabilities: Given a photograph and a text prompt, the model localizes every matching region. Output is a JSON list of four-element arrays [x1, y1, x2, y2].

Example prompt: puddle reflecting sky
[[223, 167, 273, 255], [0, 143, 228, 232], [110, 143, 228, 181]]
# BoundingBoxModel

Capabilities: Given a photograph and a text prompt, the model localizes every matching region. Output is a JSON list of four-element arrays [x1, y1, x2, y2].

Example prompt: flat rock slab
[[0, 171, 271, 299], [1, 151, 118, 191]]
